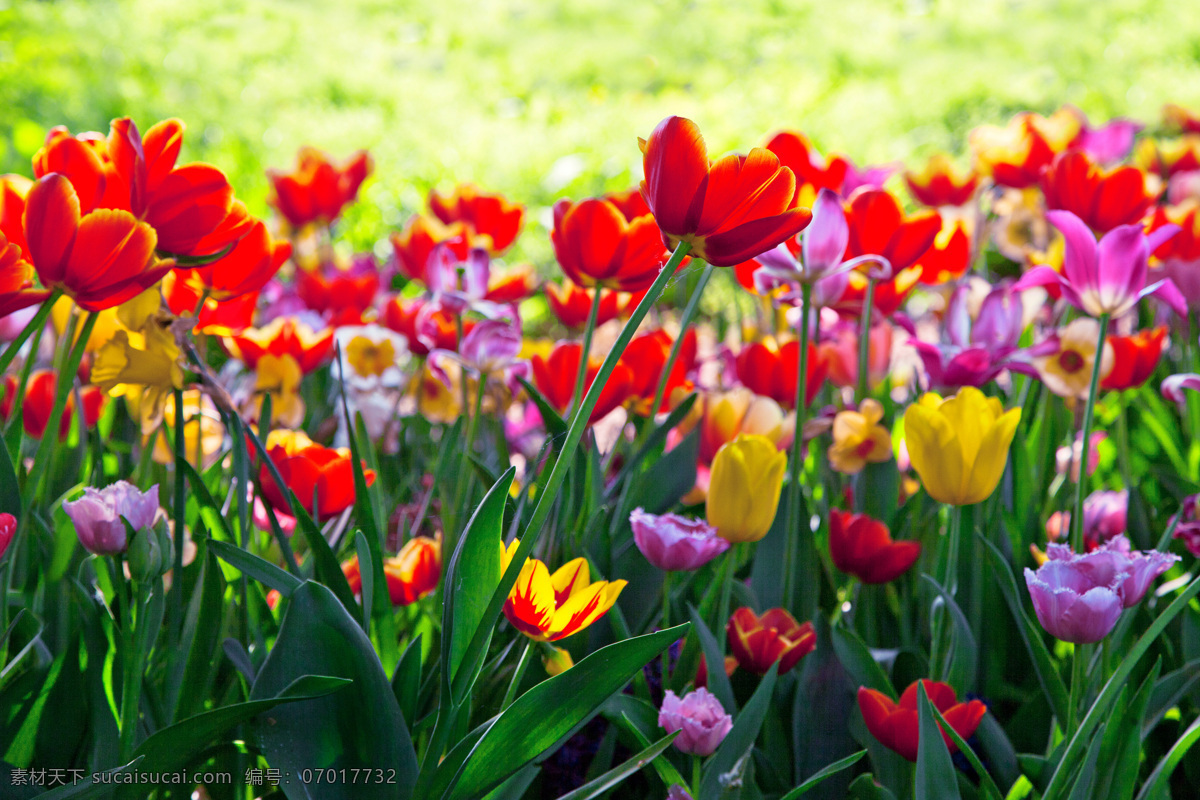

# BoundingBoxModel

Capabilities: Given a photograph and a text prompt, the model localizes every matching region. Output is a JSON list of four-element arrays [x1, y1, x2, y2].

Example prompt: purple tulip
[[1026, 535, 1179, 643], [1162, 372, 1200, 404], [752, 189, 891, 305], [63, 482, 160, 556], [630, 508, 731, 571], [428, 317, 529, 392], [1046, 489, 1127, 548], [658, 688, 733, 756], [1171, 495, 1200, 558], [841, 159, 901, 195], [1078, 117, 1143, 165], [1013, 210, 1185, 319]]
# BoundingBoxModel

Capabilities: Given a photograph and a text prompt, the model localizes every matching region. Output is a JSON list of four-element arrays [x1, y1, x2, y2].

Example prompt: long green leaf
[[779, 750, 867, 800], [928, 703, 1003, 800], [207, 538, 301, 596], [553, 733, 679, 800], [688, 603, 736, 715], [288, 492, 360, 616], [1065, 724, 1106, 800], [915, 682, 961, 800], [1134, 714, 1200, 800], [31, 757, 145, 800], [434, 624, 688, 800], [831, 623, 896, 699], [921, 573, 977, 692]]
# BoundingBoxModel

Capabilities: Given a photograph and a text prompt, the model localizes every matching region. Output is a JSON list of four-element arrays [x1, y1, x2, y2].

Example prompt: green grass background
[[2, 0, 1199, 261]]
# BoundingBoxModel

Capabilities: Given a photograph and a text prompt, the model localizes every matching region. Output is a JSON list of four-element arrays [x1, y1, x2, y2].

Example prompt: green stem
[[0, 289, 61, 378], [118, 573, 146, 762], [931, 504, 963, 681], [856, 279, 876, 403], [451, 243, 692, 700], [452, 370, 488, 539], [716, 547, 737, 652], [649, 263, 714, 418], [1066, 642, 1089, 736], [571, 287, 604, 415], [662, 570, 671, 630], [782, 281, 813, 613], [169, 388, 186, 647], [1071, 313, 1110, 553], [500, 640, 534, 712], [692, 756, 701, 798], [1116, 392, 1133, 492]]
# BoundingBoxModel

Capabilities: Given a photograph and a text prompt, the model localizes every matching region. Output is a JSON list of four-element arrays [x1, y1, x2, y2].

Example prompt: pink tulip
[[630, 508, 730, 571], [62, 482, 160, 556], [0, 513, 14, 560], [659, 687, 733, 756]]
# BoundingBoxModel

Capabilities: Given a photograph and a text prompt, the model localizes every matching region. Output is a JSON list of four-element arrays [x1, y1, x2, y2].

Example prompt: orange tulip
[[429, 183, 524, 254], [726, 607, 815, 675], [267, 146, 372, 228], [0, 174, 32, 258], [343, 534, 442, 606], [551, 197, 669, 292], [912, 220, 972, 286], [530, 341, 634, 423], [621, 328, 696, 415], [0, 370, 105, 441], [1135, 136, 1200, 180], [1041, 150, 1152, 233], [1102, 327, 1167, 391], [173, 214, 291, 302], [390, 213, 474, 283], [765, 130, 851, 205], [545, 281, 623, 329], [640, 116, 812, 266], [258, 429, 375, 520], [904, 154, 979, 208], [223, 316, 334, 374], [501, 542, 626, 642], [733, 337, 827, 410]]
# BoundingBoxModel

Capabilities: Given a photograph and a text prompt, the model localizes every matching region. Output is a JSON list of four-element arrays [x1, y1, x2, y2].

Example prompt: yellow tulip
[[902, 386, 1021, 506], [706, 433, 787, 544]]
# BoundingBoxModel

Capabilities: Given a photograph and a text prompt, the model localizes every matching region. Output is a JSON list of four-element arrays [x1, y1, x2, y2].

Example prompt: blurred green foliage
[[2, 0, 1199, 263]]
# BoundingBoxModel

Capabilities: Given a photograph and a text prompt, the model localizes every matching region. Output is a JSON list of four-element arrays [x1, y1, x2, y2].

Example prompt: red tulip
[[912, 221, 972, 286], [223, 317, 334, 374], [382, 295, 474, 356], [163, 272, 258, 334], [857, 680, 987, 762], [905, 154, 979, 208], [1102, 327, 1167, 391], [0, 174, 32, 258], [1041, 150, 1153, 233], [844, 189, 942, 271], [390, 213, 474, 283], [530, 341, 634, 423], [174, 214, 291, 302], [764, 130, 851, 202], [829, 509, 921, 584], [296, 255, 381, 316], [551, 197, 669, 292], [970, 111, 1082, 189], [267, 146, 372, 228], [545, 282, 623, 329], [429, 183, 524, 254], [259, 431, 375, 520], [734, 337, 827, 410], [833, 267, 923, 319], [640, 116, 812, 266], [0, 232, 50, 318], [1, 370, 105, 441], [726, 607, 815, 675], [621, 329, 697, 415], [343, 534, 442, 606]]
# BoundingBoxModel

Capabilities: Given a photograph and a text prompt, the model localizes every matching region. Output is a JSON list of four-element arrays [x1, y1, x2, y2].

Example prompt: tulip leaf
[[605, 391, 698, 499], [444, 466, 512, 703], [793, 614, 861, 799], [178, 458, 236, 542], [430, 624, 687, 800], [355, 529, 374, 634], [288, 491, 361, 618], [553, 732, 679, 800], [1134, 713, 1200, 800], [0, 435, 17, 517], [1043, 574, 1200, 797], [134, 674, 351, 775], [1094, 658, 1159, 800], [626, 427, 698, 514], [926, 703, 1003, 800], [168, 548, 228, 723], [249, 580, 418, 800], [516, 376, 568, 439], [1142, 656, 1200, 738], [1066, 724, 1107, 800], [207, 538, 301, 596], [846, 774, 898, 800], [831, 622, 897, 700], [700, 663, 778, 800], [979, 533, 1070, 725], [914, 682, 961, 800], [392, 634, 424, 728], [860, 460, 899, 527], [779, 750, 866, 800], [688, 603, 736, 716], [920, 573, 977, 692]]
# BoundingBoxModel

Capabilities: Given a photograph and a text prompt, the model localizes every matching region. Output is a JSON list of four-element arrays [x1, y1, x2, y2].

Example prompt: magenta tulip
[[630, 508, 730, 571]]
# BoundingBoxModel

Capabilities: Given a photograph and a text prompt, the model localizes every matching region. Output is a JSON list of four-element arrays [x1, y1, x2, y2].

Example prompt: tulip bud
[[541, 645, 573, 676], [127, 527, 162, 582], [706, 434, 787, 544]]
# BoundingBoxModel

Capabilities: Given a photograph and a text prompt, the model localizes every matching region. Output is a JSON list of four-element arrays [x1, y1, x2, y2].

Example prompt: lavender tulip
[[1012, 210, 1186, 319], [63, 482, 160, 556], [1171, 494, 1200, 558], [630, 508, 730, 571], [428, 317, 529, 391], [658, 688, 733, 756]]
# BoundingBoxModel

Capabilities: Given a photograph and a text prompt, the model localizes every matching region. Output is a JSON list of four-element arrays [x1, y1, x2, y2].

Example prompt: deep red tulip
[[857, 680, 987, 762], [905, 154, 980, 208], [259, 431, 375, 520], [1102, 327, 1167, 391], [1041, 150, 1153, 233], [429, 183, 524, 254], [829, 509, 921, 584], [551, 197, 669, 292], [640, 116, 812, 267], [23, 174, 173, 311], [734, 337, 827, 410], [545, 282, 623, 329], [726, 606, 816, 675], [531, 341, 634, 423], [1, 370, 105, 441], [175, 215, 290, 302], [267, 147, 372, 228]]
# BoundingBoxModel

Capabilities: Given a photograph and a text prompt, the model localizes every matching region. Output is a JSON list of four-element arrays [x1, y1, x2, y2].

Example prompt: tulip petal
[[1047, 210, 1099, 291], [504, 558, 556, 640], [23, 174, 81, 285], [641, 117, 709, 236]]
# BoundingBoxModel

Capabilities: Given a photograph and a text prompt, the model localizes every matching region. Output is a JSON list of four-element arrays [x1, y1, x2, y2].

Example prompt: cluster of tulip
[[2, 100, 1200, 800]]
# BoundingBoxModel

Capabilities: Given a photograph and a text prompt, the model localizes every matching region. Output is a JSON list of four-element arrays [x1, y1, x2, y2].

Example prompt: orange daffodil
[[501, 541, 626, 642]]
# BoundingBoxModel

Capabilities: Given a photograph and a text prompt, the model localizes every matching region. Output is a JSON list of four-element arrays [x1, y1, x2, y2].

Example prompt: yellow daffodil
[[706, 433, 788, 543], [903, 386, 1021, 506], [92, 289, 184, 425], [827, 399, 893, 475], [51, 297, 122, 353], [500, 542, 626, 642]]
